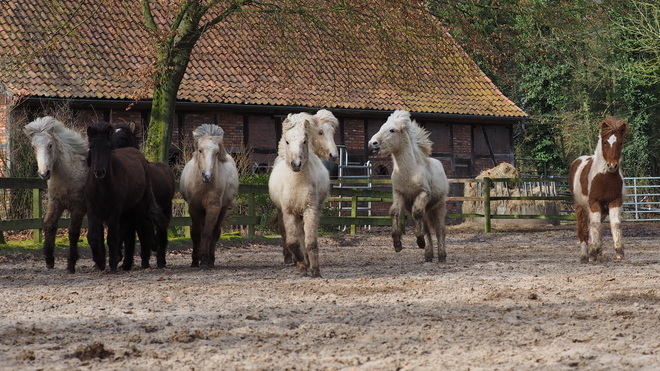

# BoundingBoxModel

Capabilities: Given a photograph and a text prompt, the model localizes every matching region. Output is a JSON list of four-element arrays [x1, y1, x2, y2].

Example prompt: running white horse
[[269, 113, 331, 277], [24, 116, 88, 273], [369, 110, 449, 262], [271, 110, 338, 264], [180, 124, 239, 269]]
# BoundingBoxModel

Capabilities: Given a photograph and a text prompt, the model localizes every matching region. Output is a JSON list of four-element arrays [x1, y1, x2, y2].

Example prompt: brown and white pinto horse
[[568, 117, 628, 263]]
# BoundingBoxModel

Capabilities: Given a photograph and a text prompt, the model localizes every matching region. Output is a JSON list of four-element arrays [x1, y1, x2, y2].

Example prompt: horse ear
[[621, 120, 630, 135], [282, 117, 295, 132], [86, 126, 95, 138], [129, 122, 136, 132]]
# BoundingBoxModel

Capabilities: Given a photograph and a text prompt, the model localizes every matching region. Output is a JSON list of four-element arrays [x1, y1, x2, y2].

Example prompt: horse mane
[[600, 116, 629, 137], [24, 116, 88, 157], [389, 110, 433, 157], [193, 124, 229, 162], [314, 109, 339, 129]]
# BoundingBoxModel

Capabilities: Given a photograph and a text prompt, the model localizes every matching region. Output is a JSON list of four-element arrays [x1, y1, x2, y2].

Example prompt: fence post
[[248, 192, 255, 238], [33, 188, 42, 244], [483, 177, 491, 233], [350, 195, 357, 235]]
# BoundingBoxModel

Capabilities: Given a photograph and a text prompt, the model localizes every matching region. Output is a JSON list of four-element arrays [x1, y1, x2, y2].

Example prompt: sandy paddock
[[1, 222, 660, 370]]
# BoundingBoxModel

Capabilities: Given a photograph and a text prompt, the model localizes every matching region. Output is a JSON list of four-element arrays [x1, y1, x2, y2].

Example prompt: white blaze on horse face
[[607, 134, 617, 146], [198, 137, 219, 183], [32, 134, 55, 180]]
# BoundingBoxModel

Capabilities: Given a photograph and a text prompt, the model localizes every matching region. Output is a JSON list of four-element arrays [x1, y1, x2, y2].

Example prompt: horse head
[[87, 122, 114, 179], [24, 116, 66, 180], [311, 109, 339, 161], [280, 114, 310, 172], [599, 117, 629, 173], [193, 124, 226, 183], [368, 110, 412, 157], [111, 122, 139, 150]]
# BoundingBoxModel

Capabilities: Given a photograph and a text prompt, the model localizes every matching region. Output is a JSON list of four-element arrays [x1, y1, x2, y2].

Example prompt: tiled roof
[[0, 1, 527, 118]]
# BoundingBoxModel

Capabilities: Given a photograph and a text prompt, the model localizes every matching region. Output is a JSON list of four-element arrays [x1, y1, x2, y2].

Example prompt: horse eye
[[198, 149, 202, 153], [389, 129, 395, 133], [285, 141, 289, 145], [48, 143, 53, 149], [304, 140, 307, 144], [318, 131, 323, 136]]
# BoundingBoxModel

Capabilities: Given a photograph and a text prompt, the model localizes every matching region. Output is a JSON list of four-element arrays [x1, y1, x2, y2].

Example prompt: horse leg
[[200, 205, 221, 269], [412, 192, 433, 261], [609, 205, 624, 259], [575, 204, 589, 263], [155, 220, 168, 269], [87, 217, 106, 271], [283, 212, 307, 276], [42, 201, 64, 269], [107, 217, 122, 272], [66, 207, 85, 274], [277, 209, 293, 265], [209, 206, 229, 266], [188, 205, 203, 267], [303, 208, 321, 278], [587, 205, 603, 262], [121, 218, 137, 271], [432, 202, 447, 263], [390, 195, 404, 252]]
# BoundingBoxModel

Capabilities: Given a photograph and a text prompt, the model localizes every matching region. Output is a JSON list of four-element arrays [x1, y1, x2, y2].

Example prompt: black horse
[[111, 123, 175, 268], [85, 122, 165, 272]]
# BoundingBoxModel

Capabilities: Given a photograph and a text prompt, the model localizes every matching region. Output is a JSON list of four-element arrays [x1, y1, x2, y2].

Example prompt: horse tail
[[268, 209, 284, 232]]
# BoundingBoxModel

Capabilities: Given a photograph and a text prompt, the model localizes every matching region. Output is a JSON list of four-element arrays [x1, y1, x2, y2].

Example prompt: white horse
[[369, 110, 449, 262], [180, 124, 239, 269], [23, 116, 88, 273], [271, 110, 338, 264], [269, 113, 330, 277]]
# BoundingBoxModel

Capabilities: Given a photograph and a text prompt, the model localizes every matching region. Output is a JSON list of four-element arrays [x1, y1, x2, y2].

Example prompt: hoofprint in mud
[[1, 223, 660, 370]]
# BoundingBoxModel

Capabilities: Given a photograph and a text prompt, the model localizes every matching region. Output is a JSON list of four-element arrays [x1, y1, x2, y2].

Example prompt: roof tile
[[0, 1, 527, 118]]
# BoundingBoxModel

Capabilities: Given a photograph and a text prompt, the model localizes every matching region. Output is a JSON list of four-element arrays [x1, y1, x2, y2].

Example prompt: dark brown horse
[[568, 117, 628, 263], [111, 123, 175, 268], [85, 122, 164, 272]]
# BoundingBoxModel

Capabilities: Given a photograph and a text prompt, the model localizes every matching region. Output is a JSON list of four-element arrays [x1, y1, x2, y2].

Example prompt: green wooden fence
[[0, 176, 575, 242]]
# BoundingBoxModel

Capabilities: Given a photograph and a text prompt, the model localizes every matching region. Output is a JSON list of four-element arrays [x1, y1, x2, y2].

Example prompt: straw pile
[[461, 163, 561, 227]]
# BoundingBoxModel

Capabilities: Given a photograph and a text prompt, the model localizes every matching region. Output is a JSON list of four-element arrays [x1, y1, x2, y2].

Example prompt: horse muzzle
[[290, 161, 303, 172], [369, 144, 380, 155], [93, 169, 106, 179], [606, 163, 619, 173], [38, 170, 51, 181], [201, 172, 213, 183]]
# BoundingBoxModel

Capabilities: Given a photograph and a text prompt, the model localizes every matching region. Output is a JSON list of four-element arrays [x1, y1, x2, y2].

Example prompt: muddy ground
[[1, 222, 660, 370]]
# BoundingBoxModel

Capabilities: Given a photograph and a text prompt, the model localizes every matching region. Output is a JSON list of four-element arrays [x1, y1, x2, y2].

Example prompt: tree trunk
[[144, 48, 194, 163]]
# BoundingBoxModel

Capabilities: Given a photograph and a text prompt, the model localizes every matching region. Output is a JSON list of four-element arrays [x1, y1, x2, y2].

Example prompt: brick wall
[[453, 124, 472, 155]]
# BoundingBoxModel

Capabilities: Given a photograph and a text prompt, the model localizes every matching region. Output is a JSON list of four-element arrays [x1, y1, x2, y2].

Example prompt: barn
[[0, 1, 527, 179]]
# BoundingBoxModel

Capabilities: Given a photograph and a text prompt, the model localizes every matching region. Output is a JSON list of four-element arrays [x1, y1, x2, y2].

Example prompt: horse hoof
[[141, 262, 150, 269], [393, 242, 403, 253], [46, 262, 55, 269], [424, 256, 433, 263], [66, 267, 76, 274]]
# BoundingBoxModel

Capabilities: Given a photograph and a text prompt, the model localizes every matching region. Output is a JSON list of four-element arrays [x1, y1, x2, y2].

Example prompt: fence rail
[[4, 176, 656, 241]]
